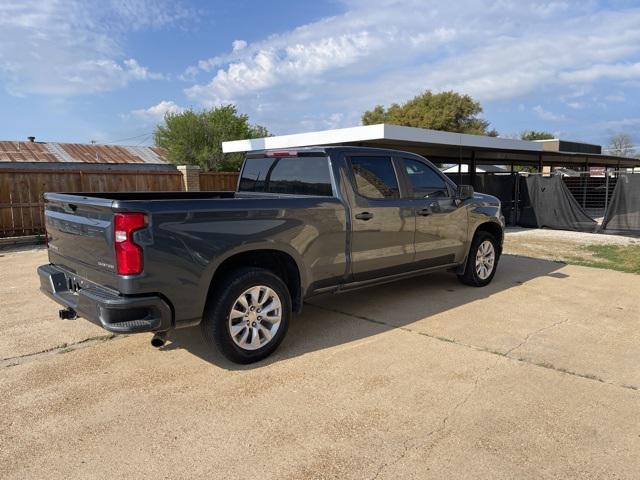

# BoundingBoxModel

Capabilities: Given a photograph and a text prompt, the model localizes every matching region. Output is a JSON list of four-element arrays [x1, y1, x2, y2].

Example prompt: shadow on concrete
[[160, 254, 565, 370]]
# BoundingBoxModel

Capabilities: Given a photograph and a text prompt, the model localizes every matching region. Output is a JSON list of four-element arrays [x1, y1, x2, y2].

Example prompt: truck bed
[[49, 191, 237, 201]]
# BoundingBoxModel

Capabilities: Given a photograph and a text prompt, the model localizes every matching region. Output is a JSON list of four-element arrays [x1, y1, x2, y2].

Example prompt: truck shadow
[[161, 254, 567, 369]]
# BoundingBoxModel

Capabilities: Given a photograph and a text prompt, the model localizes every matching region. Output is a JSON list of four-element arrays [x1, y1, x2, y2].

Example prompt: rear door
[[347, 154, 415, 281], [400, 157, 468, 265]]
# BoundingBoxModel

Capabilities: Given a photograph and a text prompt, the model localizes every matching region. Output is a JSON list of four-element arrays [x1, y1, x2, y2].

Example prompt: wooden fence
[[0, 167, 241, 238], [199, 172, 239, 191], [0, 168, 183, 238]]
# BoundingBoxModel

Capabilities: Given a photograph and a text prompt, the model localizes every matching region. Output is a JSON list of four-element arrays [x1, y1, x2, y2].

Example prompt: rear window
[[238, 156, 333, 196], [349, 156, 399, 199]]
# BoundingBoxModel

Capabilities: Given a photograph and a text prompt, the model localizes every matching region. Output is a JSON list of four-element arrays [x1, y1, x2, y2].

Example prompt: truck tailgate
[[44, 193, 119, 278]]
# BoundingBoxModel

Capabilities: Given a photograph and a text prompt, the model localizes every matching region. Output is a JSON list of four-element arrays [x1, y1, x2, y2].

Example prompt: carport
[[222, 123, 640, 182], [223, 124, 640, 231]]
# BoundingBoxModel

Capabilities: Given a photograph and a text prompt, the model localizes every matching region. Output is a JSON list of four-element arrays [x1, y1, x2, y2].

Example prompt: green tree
[[154, 105, 269, 171], [520, 130, 555, 140], [361, 90, 497, 136]]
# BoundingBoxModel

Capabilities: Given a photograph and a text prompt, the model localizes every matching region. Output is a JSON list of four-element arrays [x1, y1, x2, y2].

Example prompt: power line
[[133, 133, 154, 147], [103, 132, 155, 145]]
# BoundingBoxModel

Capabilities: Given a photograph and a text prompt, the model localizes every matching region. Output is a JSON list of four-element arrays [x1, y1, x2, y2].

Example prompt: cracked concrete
[[312, 304, 637, 392], [503, 317, 571, 356], [1, 248, 640, 479], [0, 334, 120, 368]]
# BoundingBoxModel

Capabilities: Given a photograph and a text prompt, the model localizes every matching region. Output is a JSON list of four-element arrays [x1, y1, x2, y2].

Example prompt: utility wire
[[103, 132, 155, 145], [133, 133, 154, 147]]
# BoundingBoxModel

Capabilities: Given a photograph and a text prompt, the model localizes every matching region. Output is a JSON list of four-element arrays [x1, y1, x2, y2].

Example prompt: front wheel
[[457, 232, 499, 287], [201, 268, 291, 364]]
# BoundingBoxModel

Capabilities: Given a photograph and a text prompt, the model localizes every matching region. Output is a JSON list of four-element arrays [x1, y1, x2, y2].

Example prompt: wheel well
[[474, 222, 503, 254], [208, 250, 302, 313]]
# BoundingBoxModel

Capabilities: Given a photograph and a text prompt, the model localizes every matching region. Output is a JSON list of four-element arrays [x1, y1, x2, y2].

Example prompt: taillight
[[114, 213, 146, 275]]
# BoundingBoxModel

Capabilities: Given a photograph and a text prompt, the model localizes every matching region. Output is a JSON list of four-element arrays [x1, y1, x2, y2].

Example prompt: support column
[[537, 153, 543, 173], [177, 165, 201, 192], [469, 150, 476, 188]]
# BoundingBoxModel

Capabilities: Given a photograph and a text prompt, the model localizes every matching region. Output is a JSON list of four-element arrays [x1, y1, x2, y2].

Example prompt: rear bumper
[[37, 264, 172, 333]]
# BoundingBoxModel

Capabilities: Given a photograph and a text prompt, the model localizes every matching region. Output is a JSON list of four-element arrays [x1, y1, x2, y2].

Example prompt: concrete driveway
[[1, 247, 639, 479]]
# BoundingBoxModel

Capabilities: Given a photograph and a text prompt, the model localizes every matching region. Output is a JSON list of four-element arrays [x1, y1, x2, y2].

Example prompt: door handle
[[355, 212, 374, 221], [418, 208, 431, 216]]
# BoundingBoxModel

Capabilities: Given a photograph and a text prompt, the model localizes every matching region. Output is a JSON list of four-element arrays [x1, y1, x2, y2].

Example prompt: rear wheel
[[201, 268, 291, 364], [457, 231, 499, 287]]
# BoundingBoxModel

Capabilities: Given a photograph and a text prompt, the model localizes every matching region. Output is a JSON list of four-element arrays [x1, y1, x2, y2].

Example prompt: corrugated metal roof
[[0, 141, 58, 162], [0, 141, 168, 164]]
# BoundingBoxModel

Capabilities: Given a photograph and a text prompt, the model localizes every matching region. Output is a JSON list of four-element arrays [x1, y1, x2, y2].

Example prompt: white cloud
[[600, 118, 640, 130], [559, 62, 640, 83], [178, 65, 200, 82], [0, 0, 188, 96], [131, 100, 184, 122], [533, 105, 566, 122], [109, 0, 195, 30], [232, 40, 248, 52], [182, 0, 640, 134], [187, 31, 379, 105]]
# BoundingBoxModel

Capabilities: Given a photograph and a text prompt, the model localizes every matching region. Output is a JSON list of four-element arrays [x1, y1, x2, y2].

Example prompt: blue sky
[[1, 0, 639, 150]]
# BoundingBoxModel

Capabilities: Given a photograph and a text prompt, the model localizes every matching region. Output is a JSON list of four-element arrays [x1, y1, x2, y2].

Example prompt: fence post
[[604, 169, 609, 213], [177, 165, 201, 192], [514, 173, 520, 226]]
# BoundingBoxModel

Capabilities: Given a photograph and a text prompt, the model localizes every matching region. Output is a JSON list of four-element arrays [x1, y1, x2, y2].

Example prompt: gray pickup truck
[[38, 146, 504, 363]]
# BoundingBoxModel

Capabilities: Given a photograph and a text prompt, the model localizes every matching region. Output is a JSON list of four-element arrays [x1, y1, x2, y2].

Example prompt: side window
[[238, 156, 333, 196], [403, 158, 449, 198], [350, 156, 399, 199]]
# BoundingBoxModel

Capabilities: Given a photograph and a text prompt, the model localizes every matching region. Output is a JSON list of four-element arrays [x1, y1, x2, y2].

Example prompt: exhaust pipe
[[151, 332, 167, 348], [59, 308, 77, 320]]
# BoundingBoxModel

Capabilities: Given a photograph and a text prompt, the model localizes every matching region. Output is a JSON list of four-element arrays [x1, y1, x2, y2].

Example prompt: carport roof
[[222, 123, 640, 168], [223, 124, 541, 154]]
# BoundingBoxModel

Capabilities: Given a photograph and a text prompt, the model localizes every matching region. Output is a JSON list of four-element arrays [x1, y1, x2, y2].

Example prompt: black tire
[[457, 231, 500, 287], [201, 267, 291, 364]]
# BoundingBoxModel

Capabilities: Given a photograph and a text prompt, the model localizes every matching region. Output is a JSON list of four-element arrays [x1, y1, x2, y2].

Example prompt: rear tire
[[457, 231, 499, 287], [201, 267, 291, 364]]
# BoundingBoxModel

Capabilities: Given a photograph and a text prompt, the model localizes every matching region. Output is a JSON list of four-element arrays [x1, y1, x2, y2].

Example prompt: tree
[[154, 105, 269, 171], [608, 133, 635, 157], [361, 90, 497, 136], [520, 130, 554, 140]]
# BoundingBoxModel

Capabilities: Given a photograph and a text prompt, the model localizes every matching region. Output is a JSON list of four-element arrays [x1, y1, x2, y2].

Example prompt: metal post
[[604, 168, 609, 213], [514, 172, 520, 226], [582, 158, 588, 209], [469, 150, 476, 189]]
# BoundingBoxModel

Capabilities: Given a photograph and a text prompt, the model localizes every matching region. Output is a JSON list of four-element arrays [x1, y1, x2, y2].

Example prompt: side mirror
[[457, 184, 474, 201]]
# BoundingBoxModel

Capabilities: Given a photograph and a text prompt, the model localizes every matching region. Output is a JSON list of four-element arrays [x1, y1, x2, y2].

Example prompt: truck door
[[347, 155, 415, 281], [400, 157, 467, 266]]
